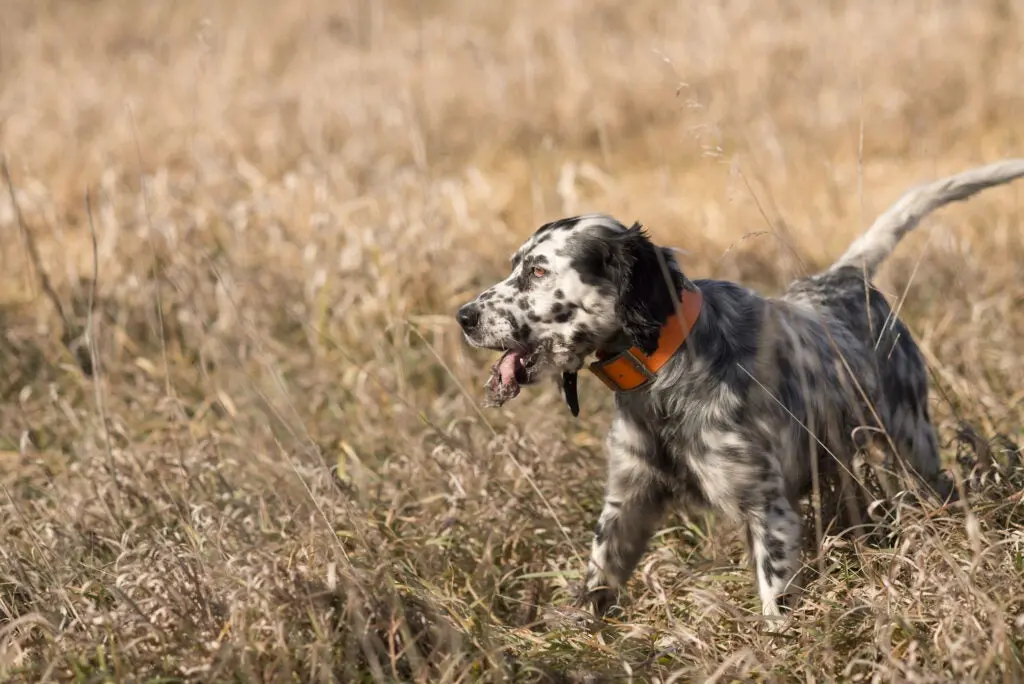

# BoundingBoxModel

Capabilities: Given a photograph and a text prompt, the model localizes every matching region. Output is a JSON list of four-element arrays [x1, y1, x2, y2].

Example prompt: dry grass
[[1, 0, 1023, 681]]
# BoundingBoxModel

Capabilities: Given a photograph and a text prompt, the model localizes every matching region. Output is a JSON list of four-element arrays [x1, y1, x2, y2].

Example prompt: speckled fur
[[455, 160, 1024, 625]]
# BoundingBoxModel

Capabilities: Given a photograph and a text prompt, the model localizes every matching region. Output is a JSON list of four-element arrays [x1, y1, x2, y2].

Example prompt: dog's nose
[[456, 303, 481, 331]]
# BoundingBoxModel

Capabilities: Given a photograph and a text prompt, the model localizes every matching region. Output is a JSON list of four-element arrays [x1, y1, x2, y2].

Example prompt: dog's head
[[456, 214, 686, 400]]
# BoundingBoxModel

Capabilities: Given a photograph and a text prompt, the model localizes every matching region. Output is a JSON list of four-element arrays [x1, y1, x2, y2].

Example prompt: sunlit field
[[1, 1, 1023, 680]]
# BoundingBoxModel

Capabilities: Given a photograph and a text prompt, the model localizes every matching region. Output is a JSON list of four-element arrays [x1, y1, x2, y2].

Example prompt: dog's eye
[[532, 267, 548, 278]]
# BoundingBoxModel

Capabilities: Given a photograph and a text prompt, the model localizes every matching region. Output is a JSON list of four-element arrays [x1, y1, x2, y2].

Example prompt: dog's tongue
[[483, 350, 524, 408], [497, 350, 524, 388]]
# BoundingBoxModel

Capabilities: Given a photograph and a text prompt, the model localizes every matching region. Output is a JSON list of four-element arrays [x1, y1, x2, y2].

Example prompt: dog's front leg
[[579, 415, 672, 618]]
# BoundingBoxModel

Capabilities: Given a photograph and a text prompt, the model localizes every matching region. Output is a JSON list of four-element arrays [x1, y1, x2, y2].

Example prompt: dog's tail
[[830, 159, 1024, 279]]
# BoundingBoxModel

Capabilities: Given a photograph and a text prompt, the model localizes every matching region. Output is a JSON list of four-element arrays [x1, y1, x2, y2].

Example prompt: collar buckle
[[588, 349, 656, 393]]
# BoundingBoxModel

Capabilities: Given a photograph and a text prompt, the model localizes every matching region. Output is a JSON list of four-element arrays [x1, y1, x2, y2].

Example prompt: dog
[[455, 159, 1024, 624]]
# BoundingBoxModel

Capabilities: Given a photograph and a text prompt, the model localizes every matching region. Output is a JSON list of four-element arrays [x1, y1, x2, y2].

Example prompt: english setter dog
[[455, 159, 1024, 625]]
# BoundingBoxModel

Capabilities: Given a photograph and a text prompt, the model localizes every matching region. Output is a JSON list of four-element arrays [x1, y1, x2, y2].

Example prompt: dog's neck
[[588, 287, 704, 393]]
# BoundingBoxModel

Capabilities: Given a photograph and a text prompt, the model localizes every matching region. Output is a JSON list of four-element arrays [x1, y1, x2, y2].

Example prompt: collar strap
[[588, 288, 703, 392]]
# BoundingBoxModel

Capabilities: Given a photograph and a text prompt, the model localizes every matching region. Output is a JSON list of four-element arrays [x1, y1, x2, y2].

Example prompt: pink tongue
[[498, 350, 523, 387]]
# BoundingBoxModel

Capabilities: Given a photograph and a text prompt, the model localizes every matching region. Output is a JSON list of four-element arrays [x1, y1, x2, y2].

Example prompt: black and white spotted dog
[[455, 160, 1024, 624]]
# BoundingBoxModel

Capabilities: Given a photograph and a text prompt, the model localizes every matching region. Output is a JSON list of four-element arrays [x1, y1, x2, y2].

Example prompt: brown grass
[[2, 0, 1023, 681]]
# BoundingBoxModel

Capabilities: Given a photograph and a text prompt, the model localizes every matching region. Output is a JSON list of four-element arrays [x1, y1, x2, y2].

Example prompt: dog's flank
[[455, 159, 1024, 624]]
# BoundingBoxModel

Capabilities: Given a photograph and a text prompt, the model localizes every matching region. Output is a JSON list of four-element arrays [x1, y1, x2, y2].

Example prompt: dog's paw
[[541, 605, 604, 633], [760, 602, 794, 635], [572, 582, 619, 620], [761, 615, 788, 634]]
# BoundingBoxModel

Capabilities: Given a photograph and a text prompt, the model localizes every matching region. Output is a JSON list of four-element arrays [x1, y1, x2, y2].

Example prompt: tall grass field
[[1, 1, 1023, 681]]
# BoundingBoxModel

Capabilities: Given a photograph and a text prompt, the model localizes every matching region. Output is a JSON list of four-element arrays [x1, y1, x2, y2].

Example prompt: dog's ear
[[607, 223, 684, 354]]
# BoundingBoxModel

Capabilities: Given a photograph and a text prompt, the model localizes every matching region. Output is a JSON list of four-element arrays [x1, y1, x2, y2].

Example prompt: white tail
[[831, 159, 1024, 278]]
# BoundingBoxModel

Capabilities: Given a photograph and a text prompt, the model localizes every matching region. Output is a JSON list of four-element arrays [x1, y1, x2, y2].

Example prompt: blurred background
[[1, 1, 1022, 680]]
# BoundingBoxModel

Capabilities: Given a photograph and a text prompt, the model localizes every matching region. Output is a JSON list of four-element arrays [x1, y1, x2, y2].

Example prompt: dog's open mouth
[[483, 348, 538, 407]]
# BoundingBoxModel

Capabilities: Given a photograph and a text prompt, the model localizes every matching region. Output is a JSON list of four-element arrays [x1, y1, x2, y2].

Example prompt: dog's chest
[[618, 393, 764, 511]]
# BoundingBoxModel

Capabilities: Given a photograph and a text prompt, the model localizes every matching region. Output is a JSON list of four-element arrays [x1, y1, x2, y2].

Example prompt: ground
[[1, 1, 1023, 681]]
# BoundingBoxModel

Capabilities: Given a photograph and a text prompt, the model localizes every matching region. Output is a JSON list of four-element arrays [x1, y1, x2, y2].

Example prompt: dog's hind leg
[[745, 488, 803, 626]]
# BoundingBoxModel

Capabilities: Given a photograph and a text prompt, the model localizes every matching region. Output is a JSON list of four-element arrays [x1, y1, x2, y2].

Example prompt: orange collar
[[588, 288, 703, 392]]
